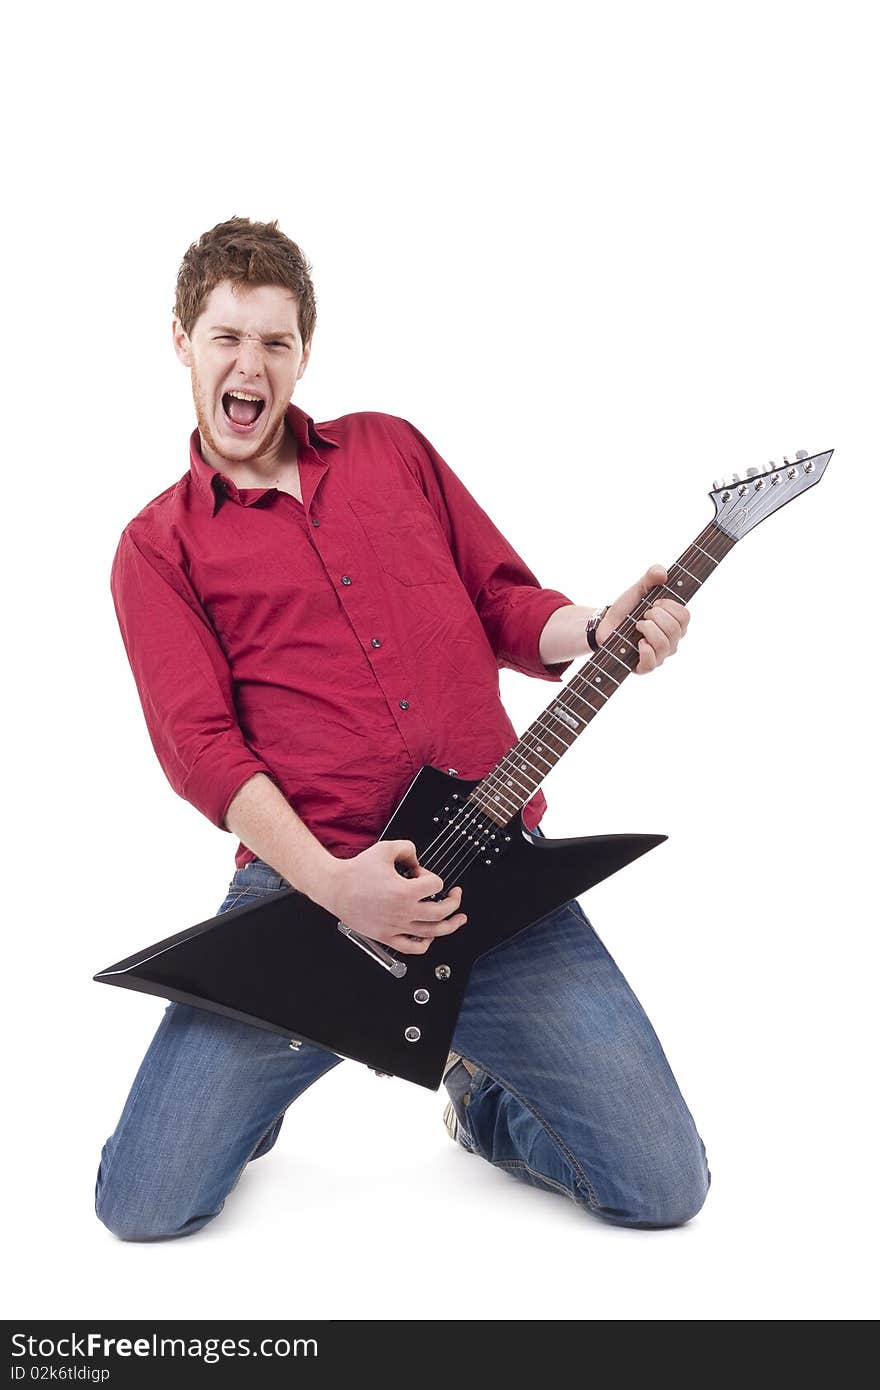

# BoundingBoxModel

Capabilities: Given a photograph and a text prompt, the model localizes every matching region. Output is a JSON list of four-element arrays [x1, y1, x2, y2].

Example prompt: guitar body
[[96, 766, 664, 1088]]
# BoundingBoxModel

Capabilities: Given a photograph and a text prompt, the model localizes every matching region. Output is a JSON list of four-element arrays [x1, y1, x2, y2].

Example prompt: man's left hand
[[596, 564, 689, 674]]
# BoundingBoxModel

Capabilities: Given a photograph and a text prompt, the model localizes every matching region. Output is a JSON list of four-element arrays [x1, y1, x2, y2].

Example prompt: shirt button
[[399, 699, 409, 710], [371, 638, 382, 648], [341, 575, 352, 586], [311, 517, 320, 527]]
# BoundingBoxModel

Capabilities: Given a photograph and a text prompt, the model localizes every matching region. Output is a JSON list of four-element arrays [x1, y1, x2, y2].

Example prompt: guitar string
[[416, 521, 730, 890], [405, 520, 733, 903]]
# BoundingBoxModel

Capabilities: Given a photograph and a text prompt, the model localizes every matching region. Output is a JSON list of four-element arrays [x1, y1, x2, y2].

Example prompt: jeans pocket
[[215, 859, 290, 915]]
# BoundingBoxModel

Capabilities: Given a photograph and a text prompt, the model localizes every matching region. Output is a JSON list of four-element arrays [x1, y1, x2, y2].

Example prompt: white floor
[[9, 991, 875, 1322]]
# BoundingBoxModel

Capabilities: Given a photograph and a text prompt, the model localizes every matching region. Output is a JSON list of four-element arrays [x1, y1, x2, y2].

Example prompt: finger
[[414, 884, 464, 906], [652, 599, 689, 633], [428, 912, 467, 936], [411, 897, 465, 925], [391, 918, 467, 952], [635, 618, 670, 662], [641, 563, 667, 594], [643, 605, 681, 650], [635, 636, 657, 674], [388, 839, 419, 869], [411, 900, 467, 934], [412, 866, 447, 897], [403, 905, 468, 936], [392, 935, 432, 955]]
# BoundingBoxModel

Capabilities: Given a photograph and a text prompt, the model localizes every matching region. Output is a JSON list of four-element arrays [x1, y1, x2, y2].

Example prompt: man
[[95, 217, 708, 1240]]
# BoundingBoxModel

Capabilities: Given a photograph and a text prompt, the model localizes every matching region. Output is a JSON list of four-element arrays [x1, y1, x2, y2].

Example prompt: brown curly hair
[[174, 217, 317, 344]]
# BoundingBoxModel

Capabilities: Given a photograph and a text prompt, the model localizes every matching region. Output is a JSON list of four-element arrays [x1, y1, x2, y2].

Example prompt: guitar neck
[[469, 520, 738, 826]]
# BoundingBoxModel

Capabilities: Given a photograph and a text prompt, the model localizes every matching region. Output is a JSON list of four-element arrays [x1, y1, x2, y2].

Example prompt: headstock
[[709, 450, 833, 540]]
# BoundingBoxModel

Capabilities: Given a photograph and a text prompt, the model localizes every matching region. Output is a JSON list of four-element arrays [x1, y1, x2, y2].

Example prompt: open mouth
[[221, 389, 267, 432]]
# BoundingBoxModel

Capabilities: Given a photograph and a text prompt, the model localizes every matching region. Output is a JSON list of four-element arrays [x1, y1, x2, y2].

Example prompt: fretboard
[[468, 520, 738, 826]]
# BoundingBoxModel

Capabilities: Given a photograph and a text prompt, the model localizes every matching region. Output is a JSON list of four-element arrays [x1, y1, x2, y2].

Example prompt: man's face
[[172, 280, 310, 467]]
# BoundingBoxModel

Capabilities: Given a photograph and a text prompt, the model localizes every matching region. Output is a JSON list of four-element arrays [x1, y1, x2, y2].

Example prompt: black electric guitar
[[95, 449, 832, 1088]]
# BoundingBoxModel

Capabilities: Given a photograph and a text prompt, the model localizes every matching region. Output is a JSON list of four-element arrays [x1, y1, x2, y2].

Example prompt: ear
[[172, 316, 193, 367], [296, 338, 312, 382]]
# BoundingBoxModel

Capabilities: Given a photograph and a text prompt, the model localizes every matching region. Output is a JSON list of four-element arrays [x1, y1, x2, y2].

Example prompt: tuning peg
[[731, 473, 740, 483], [712, 478, 724, 490], [746, 467, 759, 477], [796, 449, 809, 460], [783, 456, 790, 464]]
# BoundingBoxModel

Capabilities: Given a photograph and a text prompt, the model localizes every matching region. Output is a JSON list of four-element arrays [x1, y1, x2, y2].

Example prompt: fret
[[581, 671, 612, 699], [682, 557, 714, 583], [549, 701, 587, 734], [508, 752, 544, 782], [673, 560, 701, 584], [473, 784, 520, 819], [700, 524, 737, 562], [666, 567, 701, 602], [493, 765, 536, 798], [559, 685, 604, 721], [565, 686, 605, 720], [519, 742, 553, 772], [606, 630, 640, 663], [465, 519, 739, 826], [529, 719, 571, 756], [597, 644, 631, 678]]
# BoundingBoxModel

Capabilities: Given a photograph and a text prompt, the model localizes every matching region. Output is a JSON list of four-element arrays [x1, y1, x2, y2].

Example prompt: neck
[[468, 519, 738, 826], [203, 419, 299, 488]]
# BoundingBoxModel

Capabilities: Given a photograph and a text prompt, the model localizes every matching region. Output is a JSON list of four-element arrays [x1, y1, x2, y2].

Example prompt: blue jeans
[[95, 855, 710, 1239]]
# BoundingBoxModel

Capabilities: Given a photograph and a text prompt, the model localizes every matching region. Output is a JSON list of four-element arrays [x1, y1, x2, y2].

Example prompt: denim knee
[[588, 1154, 711, 1230], [95, 1187, 220, 1242], [94, 1152, 220, 1243]]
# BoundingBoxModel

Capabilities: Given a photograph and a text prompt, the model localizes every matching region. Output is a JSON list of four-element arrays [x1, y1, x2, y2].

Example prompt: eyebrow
[[208, 326, 297, 341]]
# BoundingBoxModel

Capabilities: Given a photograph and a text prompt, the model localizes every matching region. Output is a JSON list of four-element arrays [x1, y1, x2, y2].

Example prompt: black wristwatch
[[585, 604, 609, 653]]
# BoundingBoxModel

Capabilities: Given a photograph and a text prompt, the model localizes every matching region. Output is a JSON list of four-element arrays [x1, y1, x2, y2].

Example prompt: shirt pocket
[[348, 491, 456, 586]]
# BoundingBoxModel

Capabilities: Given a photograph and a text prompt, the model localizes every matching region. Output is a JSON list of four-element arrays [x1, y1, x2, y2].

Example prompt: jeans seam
[[564, 901, 590, 928], [224, 884, 287, 907], [492, 1159, 586, 1203], [453, 1054, 602, 1209], [221, 890, 254, 910]]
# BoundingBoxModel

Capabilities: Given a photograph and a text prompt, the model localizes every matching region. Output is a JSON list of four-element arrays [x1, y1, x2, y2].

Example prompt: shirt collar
[[188, 402, 340, 516]]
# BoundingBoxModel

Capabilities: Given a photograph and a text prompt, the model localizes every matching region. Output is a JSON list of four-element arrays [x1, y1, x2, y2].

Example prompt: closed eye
[[213, 336, 290, 348]]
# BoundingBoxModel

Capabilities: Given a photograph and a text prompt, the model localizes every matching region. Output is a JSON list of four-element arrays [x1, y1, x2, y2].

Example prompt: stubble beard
[[190, 363, 288, 469]]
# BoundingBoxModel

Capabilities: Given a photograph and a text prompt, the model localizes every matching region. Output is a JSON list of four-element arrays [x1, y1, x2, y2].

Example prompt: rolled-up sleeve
[[397, 419, 575, 681], [110, 525, 281, 830]]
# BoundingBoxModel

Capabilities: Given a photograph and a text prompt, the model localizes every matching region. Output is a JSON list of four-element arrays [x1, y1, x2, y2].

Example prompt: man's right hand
[[310, 839, 467, 955]]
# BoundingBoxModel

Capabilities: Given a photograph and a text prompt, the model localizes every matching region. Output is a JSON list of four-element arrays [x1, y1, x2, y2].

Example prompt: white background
[[5, 0, 876, 1322]]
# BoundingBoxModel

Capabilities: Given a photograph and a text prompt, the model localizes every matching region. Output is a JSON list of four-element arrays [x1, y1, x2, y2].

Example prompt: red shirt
[[111, 405, 574, 869]]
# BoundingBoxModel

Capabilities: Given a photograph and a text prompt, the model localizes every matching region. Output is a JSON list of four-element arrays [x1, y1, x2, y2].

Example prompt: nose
[[235, 335, 265, 376]]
